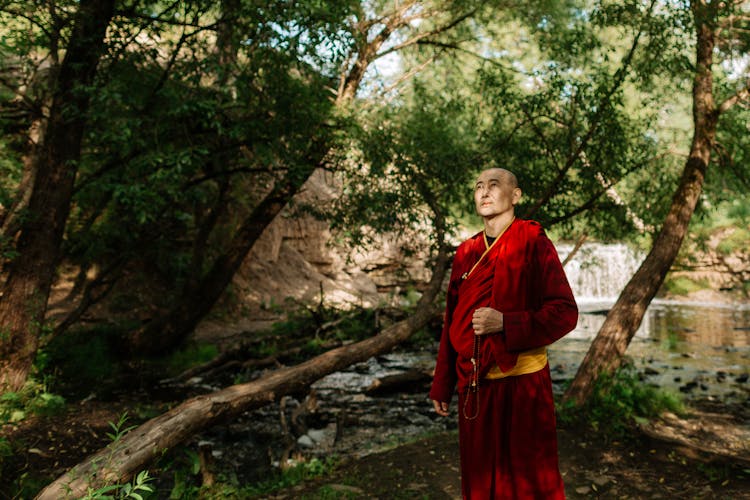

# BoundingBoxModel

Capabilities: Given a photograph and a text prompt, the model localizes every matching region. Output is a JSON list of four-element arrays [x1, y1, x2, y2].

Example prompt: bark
[[37, 239, 450, 499], [0, 0, 115, 393], [563, 1, 721, 405]]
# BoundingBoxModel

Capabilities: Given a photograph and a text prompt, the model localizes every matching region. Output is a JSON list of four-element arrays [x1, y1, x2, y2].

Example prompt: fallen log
[[37, 244, 449, 499]]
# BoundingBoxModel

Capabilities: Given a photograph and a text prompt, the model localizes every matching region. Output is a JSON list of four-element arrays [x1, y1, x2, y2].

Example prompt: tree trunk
[[563, 1, 719, 405], [37, 240, 450, 499], [0, 0, 115, 393]]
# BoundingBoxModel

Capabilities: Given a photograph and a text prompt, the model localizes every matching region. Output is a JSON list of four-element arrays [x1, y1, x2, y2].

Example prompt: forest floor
[[2, 396, 749, 499]]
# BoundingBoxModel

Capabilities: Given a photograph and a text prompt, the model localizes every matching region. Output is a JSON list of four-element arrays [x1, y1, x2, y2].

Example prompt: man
[[429, 168, 578, 499]]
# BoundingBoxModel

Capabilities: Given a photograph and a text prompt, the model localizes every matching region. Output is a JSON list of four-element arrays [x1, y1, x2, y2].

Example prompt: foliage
[[38, 324, 126, 396], [557, 361, 684, 437], [106, 412, 137, 444], [269, 301, 379, 346], [0, 379, 65, 424], [80, 470, 154, 500], [163, 343, 219, 376], [243, 457, 337, 497], [662, 276, 710, 296]]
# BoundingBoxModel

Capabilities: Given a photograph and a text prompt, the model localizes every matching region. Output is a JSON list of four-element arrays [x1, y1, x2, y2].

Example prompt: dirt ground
[[268, 419, 750, 499], [2, 398, 749, 499]]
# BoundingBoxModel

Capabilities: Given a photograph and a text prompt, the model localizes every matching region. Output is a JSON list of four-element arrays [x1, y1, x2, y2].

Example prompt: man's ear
[[512, 188, 522, 205]]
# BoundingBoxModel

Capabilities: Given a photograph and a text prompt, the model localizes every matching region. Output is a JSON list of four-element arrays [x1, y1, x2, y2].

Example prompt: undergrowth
[[557, 362, 684, 438], [0, 379, 65, 424]]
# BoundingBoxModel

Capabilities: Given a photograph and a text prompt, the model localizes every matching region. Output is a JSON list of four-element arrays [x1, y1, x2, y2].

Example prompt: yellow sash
[[485, 346, 547, 379]]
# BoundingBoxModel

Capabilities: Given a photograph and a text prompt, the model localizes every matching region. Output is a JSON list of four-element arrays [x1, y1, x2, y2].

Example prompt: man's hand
[[472, 307, 503, 335], [432, 399, 450, 417]]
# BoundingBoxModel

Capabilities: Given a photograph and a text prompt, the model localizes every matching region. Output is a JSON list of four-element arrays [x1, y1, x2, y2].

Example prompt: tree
[[0, 0, 116, 392], [125, 0, 492, 355], [565, 0, 750, 405]]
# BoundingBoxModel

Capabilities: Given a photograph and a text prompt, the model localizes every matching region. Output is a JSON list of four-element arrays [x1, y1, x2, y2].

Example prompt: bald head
[[476, 168, 518, 189], [474, 168, 522, 230]]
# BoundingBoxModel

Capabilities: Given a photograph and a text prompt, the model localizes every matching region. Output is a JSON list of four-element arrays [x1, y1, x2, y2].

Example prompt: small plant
[[106, 412, 137, 444], [76, 414, 154, 499], [81, 470, 154, 499]]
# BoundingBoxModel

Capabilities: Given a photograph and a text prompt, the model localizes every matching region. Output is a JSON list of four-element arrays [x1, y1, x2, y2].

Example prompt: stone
[[307, 428, 327, 444], [297, 435, 314, 448]]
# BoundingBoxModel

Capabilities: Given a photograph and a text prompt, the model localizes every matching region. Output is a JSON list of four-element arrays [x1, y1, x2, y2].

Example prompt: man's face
[[474, 169, 521, 218]]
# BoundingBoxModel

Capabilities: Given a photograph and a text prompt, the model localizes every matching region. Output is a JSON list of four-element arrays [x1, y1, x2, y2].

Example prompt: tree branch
[[717, 83, 750, 114], [374, 8, 477, 61], [526, 0, 658, 218]]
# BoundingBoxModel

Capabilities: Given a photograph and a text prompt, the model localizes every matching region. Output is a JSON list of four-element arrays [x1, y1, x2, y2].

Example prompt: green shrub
[[243, 457, 337, 497], [40, 324, 131, 394], [558, 362, 684, 437], [716, 227, 750, 255], [0, 380, 66, 424], [164, 343, 219, 375], [663, 276, 709, 296]]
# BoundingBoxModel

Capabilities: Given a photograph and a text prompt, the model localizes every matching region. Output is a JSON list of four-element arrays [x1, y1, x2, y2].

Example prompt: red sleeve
[[428, 244, 468, 403], [497, 229, 578, 352]]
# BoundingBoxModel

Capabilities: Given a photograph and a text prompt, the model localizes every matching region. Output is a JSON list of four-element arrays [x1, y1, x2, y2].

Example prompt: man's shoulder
[[514, 219, 545, 237]]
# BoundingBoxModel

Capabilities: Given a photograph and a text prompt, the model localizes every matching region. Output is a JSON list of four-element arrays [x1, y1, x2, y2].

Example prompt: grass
[[164, 343, 219, 376]]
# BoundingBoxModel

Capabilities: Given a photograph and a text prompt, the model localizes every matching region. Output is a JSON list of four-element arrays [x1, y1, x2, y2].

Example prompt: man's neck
[[483, 212, 515, 238]]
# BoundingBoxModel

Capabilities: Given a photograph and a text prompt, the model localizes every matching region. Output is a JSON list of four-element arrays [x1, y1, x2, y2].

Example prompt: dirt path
[[268, 423, 750, 499]]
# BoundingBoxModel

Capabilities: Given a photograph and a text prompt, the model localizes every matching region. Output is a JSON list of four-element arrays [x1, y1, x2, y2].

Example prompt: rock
[[329, 484, 365, 494], [735, 373, 749, 383], [644, 367, 660, 375], [592, 475, 612, 487], [297, 435, 314, 448], [575, 486, 591, 495], [679, 381, 698, 392], [307, 428, 328, 444]]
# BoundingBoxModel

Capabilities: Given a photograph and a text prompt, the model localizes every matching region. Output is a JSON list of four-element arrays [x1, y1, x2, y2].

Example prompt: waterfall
[[556, 242, 645, 304]]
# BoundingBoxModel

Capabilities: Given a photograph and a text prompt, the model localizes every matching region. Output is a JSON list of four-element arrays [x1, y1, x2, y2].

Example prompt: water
[[551, 242, 749, 401], [550, 300, 750, 401]]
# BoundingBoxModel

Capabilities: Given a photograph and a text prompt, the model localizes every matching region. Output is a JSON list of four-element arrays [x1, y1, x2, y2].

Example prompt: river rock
[[297, 435, 315, 448]]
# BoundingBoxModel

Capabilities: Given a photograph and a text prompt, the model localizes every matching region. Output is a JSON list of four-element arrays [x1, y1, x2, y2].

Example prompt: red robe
[[429, 219, 578, 499]]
